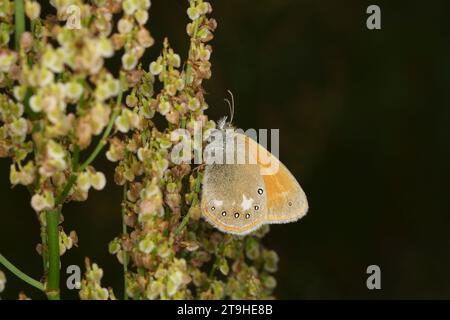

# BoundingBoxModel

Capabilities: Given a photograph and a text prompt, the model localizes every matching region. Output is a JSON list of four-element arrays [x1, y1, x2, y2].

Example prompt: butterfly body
[[201, 123, 308, 235]]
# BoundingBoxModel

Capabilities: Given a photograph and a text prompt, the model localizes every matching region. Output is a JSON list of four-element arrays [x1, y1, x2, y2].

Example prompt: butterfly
[[200, 93, 308, 235]]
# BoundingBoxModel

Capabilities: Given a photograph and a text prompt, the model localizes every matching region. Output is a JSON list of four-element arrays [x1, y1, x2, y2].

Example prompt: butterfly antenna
[[224, 90, 235, 124]]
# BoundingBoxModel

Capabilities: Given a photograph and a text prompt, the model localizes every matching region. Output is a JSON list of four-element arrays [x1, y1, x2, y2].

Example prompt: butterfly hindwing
[[201, 163, 267, 235]]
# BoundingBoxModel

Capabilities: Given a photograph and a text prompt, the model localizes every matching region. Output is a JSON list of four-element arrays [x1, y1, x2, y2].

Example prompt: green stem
[[45, 208, 60, 300], [14, 0, 25, 51], [209, 242, 225, 278], [122, 183, 128, 300], [0, 254, 44, 292], [175, 211, 191, 236], [41, 75, 124, 299], [40, 212, 48, 273]]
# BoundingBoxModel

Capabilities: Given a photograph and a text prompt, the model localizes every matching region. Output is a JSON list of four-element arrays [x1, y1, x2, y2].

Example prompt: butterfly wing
[[201, 128, 270, 237], [201, 163, 267, 235], [237, 133, 309, 224]]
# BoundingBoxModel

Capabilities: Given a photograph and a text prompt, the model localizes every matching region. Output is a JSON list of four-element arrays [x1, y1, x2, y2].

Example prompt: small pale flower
[[262, 275, 277, 289], [0, 50, 17, 72], [219, 258, 229, 275], [90, 171, 106, 190], [48, 157, 67, 171], [263, 249, 279, 273], [187, 96, 200, 111], [149, 59, 163, 75], [95, 75, 120, 101], [135, 9, 148, 25], [65, 81, 83, 100], [137, 147, 150, 162], [77, 172, 91, 192], [139, 237, 155, 254], [90, 102, 110, 135], [106, 76, 120, 97], [157, 245, 171, 258], [198, 44, 211, 61], [146, 281, 164, 300], [106, 138, 125, 162], [31, 193, 46, 212], [143, 179, 160, 198], [197, 2, 211, 15], [137, 28, 154, 48], [30, 191, 54, 212], [158, 99, 171, 115], [158, 137, 172, 149], [167, 270, 183, 297], [108, 238, 121, 255], [87, 263, 104, 282], [118, 18, 133, 34], [25, 1, 41, 20], [9, 118, 28, 139], [39, 68, 55, 87], [47, 140, 65, 160], [126, 94, 138, 108], [9, 164, 19, 185], [123, 0, 139, 15], [156, 158, 169, 175], [175, 78, 185, 91], [98, 37, 114, 58], [42, 47, 64, 73], [13, 85, 27, 102], [168, 53, 181, 68], [187, 6, 200, 21], [122, 52, 138, 71], [115, 114, 130, 133], [60, 231, 73, 252]]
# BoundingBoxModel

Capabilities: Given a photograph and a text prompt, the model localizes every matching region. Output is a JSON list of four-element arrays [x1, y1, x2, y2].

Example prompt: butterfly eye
[[211, 206, 215, 211], [257, 188, 264, 195], [254, 205, 259, 211], [234, 212, 240, 218], [288, 201, 293, 207], [221, 211, 226, 216], [245, 213, 250, 219]]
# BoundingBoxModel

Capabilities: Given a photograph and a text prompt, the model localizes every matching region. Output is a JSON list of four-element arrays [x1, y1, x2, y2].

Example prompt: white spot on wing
[[241, 194, 254, 211], [211, 200, 223, 207]]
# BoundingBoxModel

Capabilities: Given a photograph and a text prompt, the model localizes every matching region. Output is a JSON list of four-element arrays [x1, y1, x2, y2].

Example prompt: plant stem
[[41, 221, 48, 274], [45, 208, 60, 300], [175, 211, 191, 236], [209, 242, 225, 278], [0, 254, 44, 292], [122, 182, 128, 300], [14, 0, 25, 51], [42, 75, 124, 299]]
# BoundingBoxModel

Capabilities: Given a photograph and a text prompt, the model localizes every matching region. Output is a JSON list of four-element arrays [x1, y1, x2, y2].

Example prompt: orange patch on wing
[[243, 134, 306, 222]]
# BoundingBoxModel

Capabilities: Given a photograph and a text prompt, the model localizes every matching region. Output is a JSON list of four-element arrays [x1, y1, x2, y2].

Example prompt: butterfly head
[[216, 116, 234, 131], [216, 90, 236, 131]]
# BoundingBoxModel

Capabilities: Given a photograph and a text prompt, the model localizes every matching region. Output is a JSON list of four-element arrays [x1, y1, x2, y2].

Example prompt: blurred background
[[2, 0, 450, 299]]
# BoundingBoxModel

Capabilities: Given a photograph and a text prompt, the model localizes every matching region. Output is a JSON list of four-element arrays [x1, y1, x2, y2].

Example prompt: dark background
[[2, 0, 450, 299]]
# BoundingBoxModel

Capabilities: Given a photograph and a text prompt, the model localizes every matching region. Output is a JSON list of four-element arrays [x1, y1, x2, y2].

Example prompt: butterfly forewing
[[237, 133, 309, 224]]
